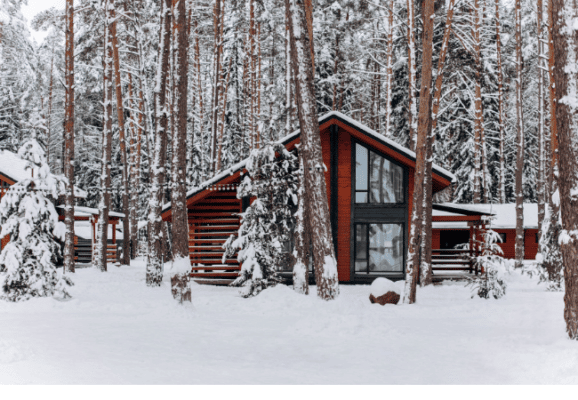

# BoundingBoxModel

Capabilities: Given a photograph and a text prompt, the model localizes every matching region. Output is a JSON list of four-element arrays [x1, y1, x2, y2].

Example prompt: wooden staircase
[[188, 191, 242, 285]]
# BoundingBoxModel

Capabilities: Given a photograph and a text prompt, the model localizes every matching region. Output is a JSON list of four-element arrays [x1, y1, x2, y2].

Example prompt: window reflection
[[355, 223, 403, 273], [355, 143, 403, 204]]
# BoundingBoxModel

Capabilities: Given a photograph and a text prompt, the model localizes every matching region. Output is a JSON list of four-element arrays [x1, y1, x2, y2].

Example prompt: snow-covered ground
[[1, 258, 576, 384]]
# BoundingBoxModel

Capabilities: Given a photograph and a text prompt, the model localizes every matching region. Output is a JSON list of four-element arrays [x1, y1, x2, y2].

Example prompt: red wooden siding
[[525, 229, 539, 260], [187, 186, 243, 281], [433, 228, 539, 260], [432, 229, 440, 250], [336, 127, 352, 282]]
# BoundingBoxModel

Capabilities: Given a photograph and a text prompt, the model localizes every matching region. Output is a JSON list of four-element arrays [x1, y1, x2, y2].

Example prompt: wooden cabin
[[0, 148, 123, 263], [433, 203, 539, 260], [161, 112, 461, 284]]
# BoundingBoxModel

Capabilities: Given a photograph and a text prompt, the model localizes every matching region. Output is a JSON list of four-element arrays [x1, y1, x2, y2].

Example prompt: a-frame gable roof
[[161, 111, 455, 217]]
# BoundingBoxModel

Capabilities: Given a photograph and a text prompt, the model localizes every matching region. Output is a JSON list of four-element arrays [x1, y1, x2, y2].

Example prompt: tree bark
[[286, 0, 339, 300], [384, 2, 394, 137], [472, 0, 484, 204], [406, 0, 417, 151], [171, 0, 190, 262], [109, 0, 131, 266], [63, 0, 75, 274], [403, 0, 435, 303], [514, 0, 525, 268], [537, 0, 546, 236], [94, 1, 114, 273], [292, 150, 310, 295], [421, 0, 457, 287], [550, 0, 578, 340], [146, 0, 172, 286], [495, 0, 506, 203]]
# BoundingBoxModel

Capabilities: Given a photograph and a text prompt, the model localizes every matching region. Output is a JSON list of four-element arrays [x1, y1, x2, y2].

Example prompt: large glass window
[[355, 223, 404, 273], [355, 143, 404, 204]]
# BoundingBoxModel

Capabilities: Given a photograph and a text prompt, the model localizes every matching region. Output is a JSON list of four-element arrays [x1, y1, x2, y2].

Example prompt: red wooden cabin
[[161, 112, 458, 284], [433, 203, 539, 260], [0, 149, 123, 263]]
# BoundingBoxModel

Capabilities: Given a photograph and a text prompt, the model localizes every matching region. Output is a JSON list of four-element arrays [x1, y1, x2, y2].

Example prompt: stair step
[[190, 272, 239, 278], [190, 266, 241, 271]]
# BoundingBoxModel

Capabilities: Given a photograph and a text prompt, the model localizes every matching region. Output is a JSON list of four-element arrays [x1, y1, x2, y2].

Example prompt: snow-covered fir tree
[[467, 227, 507, 299], [223, 142, 299, 297], [0, 130, 73, 302]]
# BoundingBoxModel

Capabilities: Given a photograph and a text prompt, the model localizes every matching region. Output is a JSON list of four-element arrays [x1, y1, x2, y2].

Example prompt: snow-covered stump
[[169, 258, 192, 304], [369, 278, 403, 305]]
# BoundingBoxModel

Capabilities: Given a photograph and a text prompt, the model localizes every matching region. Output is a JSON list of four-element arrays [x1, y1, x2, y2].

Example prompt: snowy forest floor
[[1, 258, 577, 384]]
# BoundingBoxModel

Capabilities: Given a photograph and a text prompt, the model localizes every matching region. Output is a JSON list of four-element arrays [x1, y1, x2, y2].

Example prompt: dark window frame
[[354, 142, 406, 206], [350, 138, 409, 280], [354, 222, 405, 274]]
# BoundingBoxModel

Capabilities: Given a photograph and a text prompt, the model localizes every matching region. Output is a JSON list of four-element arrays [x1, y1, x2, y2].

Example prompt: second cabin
[[161, 111, 457, 285]]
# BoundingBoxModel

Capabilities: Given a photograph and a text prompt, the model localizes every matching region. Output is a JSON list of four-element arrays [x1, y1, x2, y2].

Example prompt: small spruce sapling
[[223, 143, 299, 297], [466, 227, 507, 299], [529, 204, 564, 291], [0, 133, 72, 302]]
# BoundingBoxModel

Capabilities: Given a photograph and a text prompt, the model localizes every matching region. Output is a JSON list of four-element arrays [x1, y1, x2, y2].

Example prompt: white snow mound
[[370, 277, 403, 297], [166, 257, 193, 275]]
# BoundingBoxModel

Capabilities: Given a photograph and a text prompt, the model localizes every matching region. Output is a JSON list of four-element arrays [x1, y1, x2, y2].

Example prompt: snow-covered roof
[[57, 205, 125, 219], [162, 111, 455, 214], [0, 149, 87, 198], [75, 220, 124, 240], [433, 203, 538, 230], [0, 149, 36, 182]]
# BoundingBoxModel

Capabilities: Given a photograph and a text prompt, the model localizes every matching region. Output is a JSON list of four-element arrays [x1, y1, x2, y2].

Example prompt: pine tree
[[285, 0, 339, 300], [467, 228, 507, 299], [223, 143, 299, 297], [550, 0, 578, 340], [0, 132, 73, 302], [64, 0, 76, 274], [403, 0, 435, 304]]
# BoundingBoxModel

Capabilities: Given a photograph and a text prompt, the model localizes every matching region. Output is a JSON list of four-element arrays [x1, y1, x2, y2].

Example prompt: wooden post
[[469, 224, 474, 274]]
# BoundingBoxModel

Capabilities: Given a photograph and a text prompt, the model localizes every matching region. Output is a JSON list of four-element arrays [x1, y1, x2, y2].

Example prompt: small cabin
[[161, 112, 457, 284], [432, 203, 539, 260], [0, 149, 124, 263]]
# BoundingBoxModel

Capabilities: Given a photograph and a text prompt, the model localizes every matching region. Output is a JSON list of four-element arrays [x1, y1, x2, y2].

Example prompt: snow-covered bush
[[529, 205, 564, 291], [466, 228, 507, 299], [223, 143, 299, 297], [0, 135, 73, 302]]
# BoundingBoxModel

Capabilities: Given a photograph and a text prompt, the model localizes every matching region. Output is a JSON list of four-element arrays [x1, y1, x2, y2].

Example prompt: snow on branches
[[0, 135, 72, 302], [223, 143, 299, 298], [466, 227, 507, 300]]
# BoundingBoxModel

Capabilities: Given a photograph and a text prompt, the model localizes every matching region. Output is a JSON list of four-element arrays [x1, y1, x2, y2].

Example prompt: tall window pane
[[368, 224, 403, 272], [355, 224, 368, 272], [369, 150, 404, 204], [355, 144, 368, 203]]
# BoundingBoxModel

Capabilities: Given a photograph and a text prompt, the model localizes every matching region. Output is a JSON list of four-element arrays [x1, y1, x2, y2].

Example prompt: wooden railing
[[431, 249, 479, 275]]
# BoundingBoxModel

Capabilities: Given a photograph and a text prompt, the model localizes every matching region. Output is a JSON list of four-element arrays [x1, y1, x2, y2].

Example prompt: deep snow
[[1, 258, 577, 384]]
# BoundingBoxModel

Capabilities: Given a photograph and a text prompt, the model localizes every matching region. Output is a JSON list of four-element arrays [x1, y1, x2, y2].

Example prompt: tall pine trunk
[[514, 0, 525, 268], [171, 0, 189, 261], [109, 0, 131, 266], [170, 0, 191, 301], [146, 0, 172, 286], [550, 0, 578, 340], [406, 0, 417, 151], [384, 2, 394, 137], [403, 0, 435, 303], [286, 0, 338, 300], [63, 0, 75, 274], [472, 0, 484, 204], [537, 0, 546, 235], [94, 1, 114, 273], [495, 0, 506, 203]]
